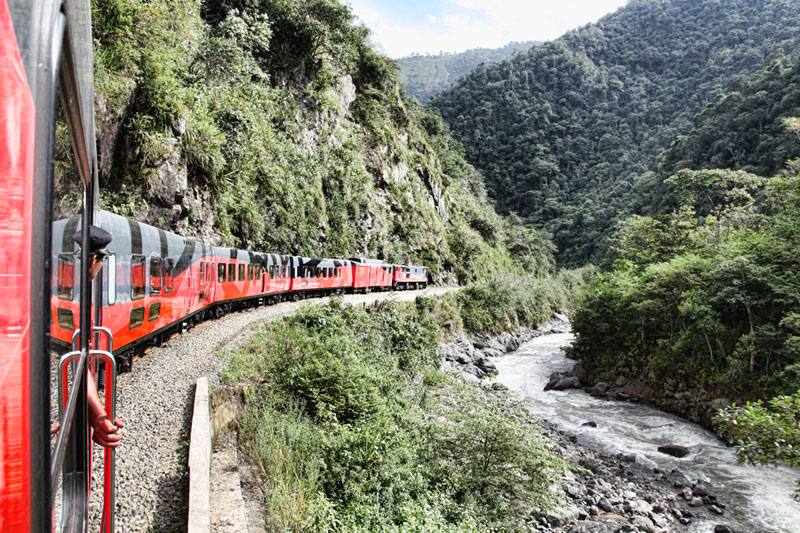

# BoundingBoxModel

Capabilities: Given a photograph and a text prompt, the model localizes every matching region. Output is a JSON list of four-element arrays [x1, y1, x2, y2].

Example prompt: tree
[[714, 391, 800, 501]]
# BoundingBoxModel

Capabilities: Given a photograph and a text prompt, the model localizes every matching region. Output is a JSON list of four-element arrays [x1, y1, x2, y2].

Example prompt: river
[[492, 332, 800, 533]]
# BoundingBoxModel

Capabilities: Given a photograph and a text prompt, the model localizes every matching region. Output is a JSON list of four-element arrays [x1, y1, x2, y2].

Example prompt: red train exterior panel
[[0, 1, 35, 528]]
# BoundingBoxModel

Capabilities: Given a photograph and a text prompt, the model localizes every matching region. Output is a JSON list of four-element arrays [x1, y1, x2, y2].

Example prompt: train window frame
[[165, 258, 175, 293], [57, 253, 75, 301], [248, 264, 254, 281], [199, 261, 205, 287], [150, 255, 163, 294], [131, 255, 146, 300], [238, 263, 245, 282], [107, 254, 116, 305], [207, 262, 212, 284], [218, 263, 226, 283], [227, 263, 235, 282]]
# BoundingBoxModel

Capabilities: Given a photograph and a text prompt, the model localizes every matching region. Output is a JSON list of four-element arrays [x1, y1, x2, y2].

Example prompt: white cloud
[[348, 0, 628, 58]]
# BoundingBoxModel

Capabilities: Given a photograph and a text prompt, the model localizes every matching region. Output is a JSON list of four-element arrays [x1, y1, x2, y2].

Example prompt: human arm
[[87, 372, 124, 447]]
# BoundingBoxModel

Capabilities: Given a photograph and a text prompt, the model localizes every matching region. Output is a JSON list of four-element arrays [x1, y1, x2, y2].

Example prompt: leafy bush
[[714, 391, 800, 500], [224, 294, 567, 530]]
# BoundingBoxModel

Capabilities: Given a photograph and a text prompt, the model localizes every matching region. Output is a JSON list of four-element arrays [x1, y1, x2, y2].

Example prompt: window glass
[[107, 254, 116, 305], [130, 307, 145, 329], [57, 254, 74, 300], [228, 263, 235, 282], [218, 263, 226, 283], [148, 302, 161, 322], [199, 262, 205, 287], [239, 263, 245, 281], [248, 264, 254, 281], [150, 256, 163, 294], [131, 255, 146, 300], [165, 258, 174, 293], [57, 308, 74, 331], [207, 262, 212, 284]]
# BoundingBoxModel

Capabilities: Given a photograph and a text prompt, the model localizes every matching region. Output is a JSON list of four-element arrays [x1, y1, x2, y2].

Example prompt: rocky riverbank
[[574, 365, 736, 430], [440, 317, 739, 533]]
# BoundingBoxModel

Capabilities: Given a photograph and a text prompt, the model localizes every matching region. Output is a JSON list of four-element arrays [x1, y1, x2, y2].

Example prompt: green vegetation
[[569, 165, 800, 395], [715, 391, 800, 500], [429, 0, 800, 265], [223, 293, 571, 531], [82, 0, 553, 284], [397, 41, 538, 104]]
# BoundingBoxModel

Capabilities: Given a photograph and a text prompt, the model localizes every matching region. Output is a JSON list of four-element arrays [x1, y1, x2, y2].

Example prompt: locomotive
[[50, 210, 428, 372], [0, 0, 427, 531]]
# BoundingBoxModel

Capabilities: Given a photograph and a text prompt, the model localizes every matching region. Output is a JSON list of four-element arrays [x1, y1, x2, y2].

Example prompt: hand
[[90, 414, 124, 448], [50, 421, 60, 435]]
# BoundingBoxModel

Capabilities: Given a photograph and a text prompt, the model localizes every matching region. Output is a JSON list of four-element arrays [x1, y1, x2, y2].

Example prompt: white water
[[492, 333, 800, 533]]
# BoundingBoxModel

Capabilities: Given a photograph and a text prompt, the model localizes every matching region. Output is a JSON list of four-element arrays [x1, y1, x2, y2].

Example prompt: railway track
[[72, 287, 455, 531]]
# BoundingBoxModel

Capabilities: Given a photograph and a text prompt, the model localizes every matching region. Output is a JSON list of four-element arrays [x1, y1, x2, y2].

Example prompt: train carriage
[[350, 258, 393, 292], [392, 264, 428, 290], [289, 256, 353, 297], [51, 211, 217, 370]]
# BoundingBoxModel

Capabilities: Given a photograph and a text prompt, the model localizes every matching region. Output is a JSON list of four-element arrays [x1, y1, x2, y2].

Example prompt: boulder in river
[[545, 374, 582, 391], [658, 445, 690, 458], [474, 356, 498, 376], [589, 382, 610, 397]]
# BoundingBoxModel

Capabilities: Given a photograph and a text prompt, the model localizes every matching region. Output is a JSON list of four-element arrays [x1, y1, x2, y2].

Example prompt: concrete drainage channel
[[188, 377, 263, 532]]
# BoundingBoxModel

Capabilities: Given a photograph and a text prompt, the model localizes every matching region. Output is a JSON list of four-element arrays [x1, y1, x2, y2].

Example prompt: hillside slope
[[398, 41, 538, 104], [430, 0, 800, 265], [55, 0, 554, 283]]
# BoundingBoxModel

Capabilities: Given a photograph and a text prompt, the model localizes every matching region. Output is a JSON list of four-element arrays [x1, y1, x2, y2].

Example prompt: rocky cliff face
[[66, 0, 535, 286]]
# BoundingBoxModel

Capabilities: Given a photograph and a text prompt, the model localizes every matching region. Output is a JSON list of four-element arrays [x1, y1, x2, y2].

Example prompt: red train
[[1, 1, 428, 530], [50, 211, 428, 371]]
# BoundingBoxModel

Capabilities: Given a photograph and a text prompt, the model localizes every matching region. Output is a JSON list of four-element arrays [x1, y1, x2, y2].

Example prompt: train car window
[[164, 258, 175, 293], [218, 263, 226, 283], [148, 302, 161, 322], [228, 263, 235, 282], [207, 262, 212, 284], [57, 254, 75, 300], [57, 308, 74, 331], [248, 264, 254, 281], [150, 256, 163, 294], [238, 263, 245, 281], [107, 254, 117, 305], [131, 255, 146, 300], [199, 262, 205, 287], [129, 307, 145, 329]]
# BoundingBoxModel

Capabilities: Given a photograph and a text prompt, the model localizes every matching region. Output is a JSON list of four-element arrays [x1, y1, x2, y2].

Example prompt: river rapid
[[492, 332, 800, 533]]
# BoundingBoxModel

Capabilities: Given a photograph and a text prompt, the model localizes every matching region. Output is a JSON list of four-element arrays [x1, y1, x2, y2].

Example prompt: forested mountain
[[658, 52, 800, 183], [60, 0, 555, 284], [430, 0, 800, 265], [568, 38, 800, 475], [397, 41, 538, 104]]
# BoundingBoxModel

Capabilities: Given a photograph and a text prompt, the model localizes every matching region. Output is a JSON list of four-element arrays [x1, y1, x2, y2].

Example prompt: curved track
[[80, 287, 456, 530]]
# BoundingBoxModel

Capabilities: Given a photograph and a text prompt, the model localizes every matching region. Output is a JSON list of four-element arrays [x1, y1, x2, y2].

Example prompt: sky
[[347, 0, 629, 58]]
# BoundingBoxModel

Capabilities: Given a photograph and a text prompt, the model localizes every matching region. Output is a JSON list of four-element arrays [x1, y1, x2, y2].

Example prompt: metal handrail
[[71, 326, 113, 352], [52, 348, 88, 506], [57, 328, 118, 532], [91, 349, 117, 533]]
